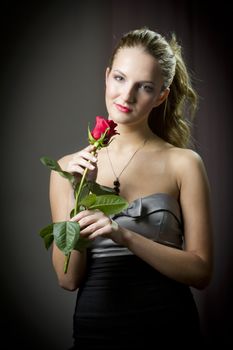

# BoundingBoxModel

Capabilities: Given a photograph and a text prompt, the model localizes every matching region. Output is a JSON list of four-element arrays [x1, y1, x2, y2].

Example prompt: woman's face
[[105, 46, 165, 126]]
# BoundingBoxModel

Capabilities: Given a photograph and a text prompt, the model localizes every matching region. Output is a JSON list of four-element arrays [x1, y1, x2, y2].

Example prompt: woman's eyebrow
[[113, 69, 155, 85], [113, 69, 126, 76]]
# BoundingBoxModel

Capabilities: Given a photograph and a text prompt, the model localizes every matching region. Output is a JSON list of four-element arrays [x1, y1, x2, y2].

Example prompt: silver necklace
[[106, 139, 148, 195]]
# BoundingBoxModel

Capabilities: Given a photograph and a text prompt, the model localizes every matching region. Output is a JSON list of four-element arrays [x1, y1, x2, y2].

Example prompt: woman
[[49, 28, 213, 348]]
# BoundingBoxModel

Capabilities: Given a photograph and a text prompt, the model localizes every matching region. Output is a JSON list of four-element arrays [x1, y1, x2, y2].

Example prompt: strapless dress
[[70, 193, 202, 349]]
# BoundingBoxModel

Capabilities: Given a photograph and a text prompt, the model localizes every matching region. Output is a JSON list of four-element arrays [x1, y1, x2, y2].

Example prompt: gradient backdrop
[[1, 0, 232, 348]]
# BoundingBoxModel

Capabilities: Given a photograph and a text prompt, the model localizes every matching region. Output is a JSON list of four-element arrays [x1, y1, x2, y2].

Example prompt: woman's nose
[[122, 84, 136, 103]]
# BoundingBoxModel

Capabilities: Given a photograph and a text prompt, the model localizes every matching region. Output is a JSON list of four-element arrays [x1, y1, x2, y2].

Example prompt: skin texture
[[50, 46, 213, 291]]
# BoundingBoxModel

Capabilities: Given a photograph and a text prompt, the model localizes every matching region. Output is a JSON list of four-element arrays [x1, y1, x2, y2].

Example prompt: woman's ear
[[105, 67, 110, 85], [153, 87, 170, 107]]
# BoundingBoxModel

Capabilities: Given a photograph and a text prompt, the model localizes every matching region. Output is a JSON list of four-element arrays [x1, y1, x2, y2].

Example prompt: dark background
[[1, 0, 232, 348]]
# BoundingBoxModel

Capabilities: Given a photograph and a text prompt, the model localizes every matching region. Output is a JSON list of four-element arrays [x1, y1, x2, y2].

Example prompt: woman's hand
[[70, 209, 127, 245], [66, 145, 98, 182]]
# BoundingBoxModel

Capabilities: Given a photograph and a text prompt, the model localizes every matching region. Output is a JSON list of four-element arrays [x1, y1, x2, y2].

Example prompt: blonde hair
[[109, 28, 198, 148]]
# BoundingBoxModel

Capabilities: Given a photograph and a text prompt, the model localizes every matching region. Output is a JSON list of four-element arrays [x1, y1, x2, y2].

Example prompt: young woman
[[49, 28, 213, 348]]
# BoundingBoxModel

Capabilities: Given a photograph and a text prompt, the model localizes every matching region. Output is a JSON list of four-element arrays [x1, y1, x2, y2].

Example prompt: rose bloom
[[91, 116, 118, 144]]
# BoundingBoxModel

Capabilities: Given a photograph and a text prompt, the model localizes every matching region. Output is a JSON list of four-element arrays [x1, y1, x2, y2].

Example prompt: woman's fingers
[[71, 209, 102, 227], [68, 157, 96, 174], [84, 144, 96, 153], [66, 146, 97, 175], [78, 150, 97, 163], [70, 210, 112, 239]]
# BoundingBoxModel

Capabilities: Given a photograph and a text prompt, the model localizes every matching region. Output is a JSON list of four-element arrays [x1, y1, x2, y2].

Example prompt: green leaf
[[70, 208, 75, 218], [75, 181, 90, 202], [40, 156, 61, 171], [88, 125, 96, 144], [44, 234, 54, 250], [40, 156, 75, 184], [89, 194, 128, 215], [53, 221, 80, 255], [88, 181, 115, 195], [39, 223, 54, 249], [79, 193, 97, 208], [39, 223, 53, 238], [74, 236, 91, 252]]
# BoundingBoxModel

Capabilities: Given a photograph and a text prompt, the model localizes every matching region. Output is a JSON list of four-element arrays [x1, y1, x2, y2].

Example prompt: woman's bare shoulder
[[167, 147, 208, 192], [167, 147, 204, 168], [151, 137, 202, 164]]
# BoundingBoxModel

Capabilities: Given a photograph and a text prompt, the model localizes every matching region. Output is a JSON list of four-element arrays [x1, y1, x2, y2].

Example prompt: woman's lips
[[115, 103, 132, 113]]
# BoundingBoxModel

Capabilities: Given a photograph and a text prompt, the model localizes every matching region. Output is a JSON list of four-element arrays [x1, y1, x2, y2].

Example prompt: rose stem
[[64, 149, 97, 274]]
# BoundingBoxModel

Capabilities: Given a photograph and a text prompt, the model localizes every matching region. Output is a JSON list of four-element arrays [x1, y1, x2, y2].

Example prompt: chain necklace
[[106, 139, 148, 195]]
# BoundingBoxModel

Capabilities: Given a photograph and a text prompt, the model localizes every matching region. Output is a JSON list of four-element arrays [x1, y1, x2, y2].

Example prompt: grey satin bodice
[[89, 193, 184, 258]]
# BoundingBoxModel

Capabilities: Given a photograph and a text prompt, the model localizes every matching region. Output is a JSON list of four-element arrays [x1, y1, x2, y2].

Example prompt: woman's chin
[[108, 111, 132, 124]]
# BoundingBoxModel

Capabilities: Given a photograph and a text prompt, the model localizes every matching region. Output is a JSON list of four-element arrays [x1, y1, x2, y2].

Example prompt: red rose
[[90, 116, 119, 146]]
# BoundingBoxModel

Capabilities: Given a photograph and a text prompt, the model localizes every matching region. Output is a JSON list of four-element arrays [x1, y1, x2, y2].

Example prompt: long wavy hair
[[109, 28, 198, 148]]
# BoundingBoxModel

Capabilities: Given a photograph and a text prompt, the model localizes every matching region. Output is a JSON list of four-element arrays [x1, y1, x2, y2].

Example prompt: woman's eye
[[140, 84, 154, 93], [114, 75, 124, 82]]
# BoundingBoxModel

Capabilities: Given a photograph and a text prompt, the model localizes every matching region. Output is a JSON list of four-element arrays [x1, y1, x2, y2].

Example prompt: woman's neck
[[109, 123, 156, 152]]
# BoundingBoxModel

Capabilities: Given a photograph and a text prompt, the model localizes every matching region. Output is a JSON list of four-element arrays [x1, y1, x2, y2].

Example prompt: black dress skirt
[[69, 194, 203, 349]]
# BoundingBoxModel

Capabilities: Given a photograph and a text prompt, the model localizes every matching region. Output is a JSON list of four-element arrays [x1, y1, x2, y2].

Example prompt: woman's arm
[[50, 146, 97, 291], [120, 149, 213, 289]]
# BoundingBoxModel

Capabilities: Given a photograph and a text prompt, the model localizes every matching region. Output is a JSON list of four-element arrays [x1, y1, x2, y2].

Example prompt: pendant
[[113, 178, 120, 195]]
